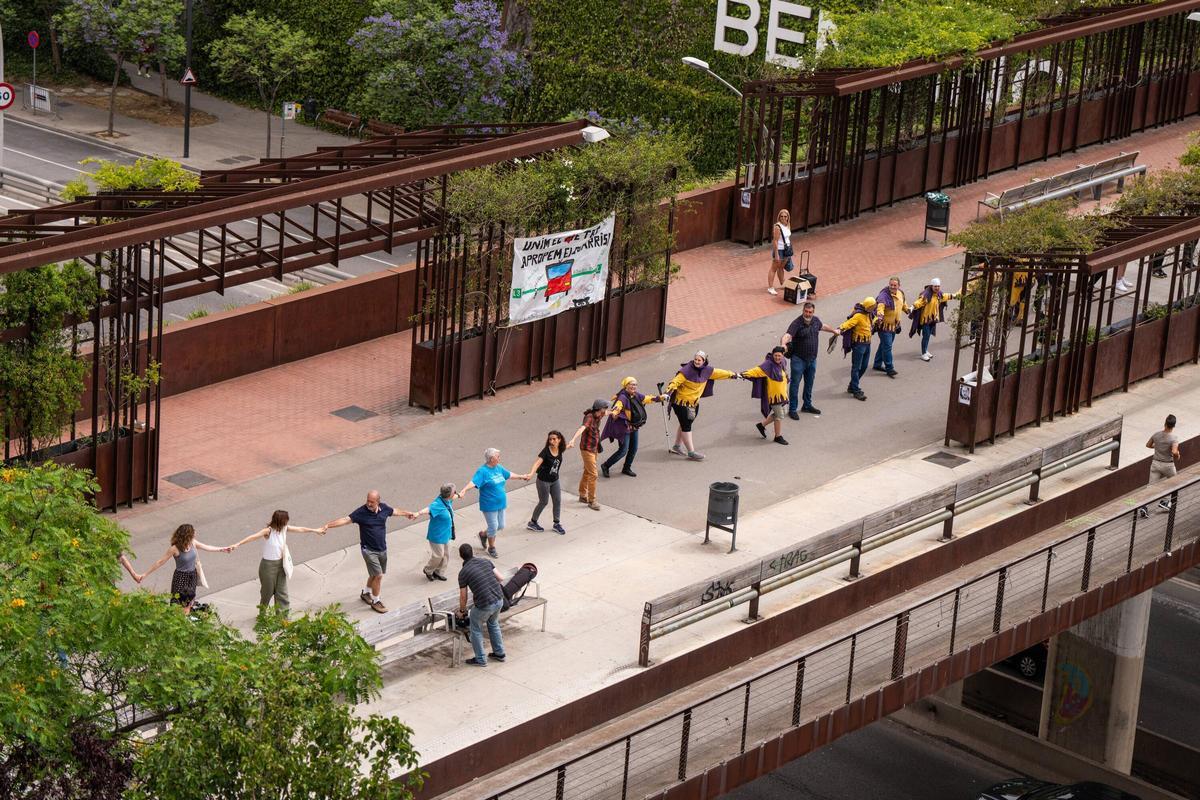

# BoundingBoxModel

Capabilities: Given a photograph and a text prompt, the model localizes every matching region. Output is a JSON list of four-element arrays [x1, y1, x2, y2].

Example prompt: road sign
[[0, 83, 15, 111], [282, 101, 297, 120], [27, 31, 40, 50], [180, 68, 197, 86]]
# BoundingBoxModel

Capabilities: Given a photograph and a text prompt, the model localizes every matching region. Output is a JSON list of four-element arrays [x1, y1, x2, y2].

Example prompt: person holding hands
[[456, 448, 523, 558], [139, 524, 238, 612], [226, 509, 324, 615], [324, 490, 418, 613]]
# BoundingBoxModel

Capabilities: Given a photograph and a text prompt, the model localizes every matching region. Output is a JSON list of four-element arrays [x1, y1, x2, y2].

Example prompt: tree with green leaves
[[209, 12, 319, 158], [0, 463, 423, 798], [54, 0, 185, 136], [61, 156, 200, 204]]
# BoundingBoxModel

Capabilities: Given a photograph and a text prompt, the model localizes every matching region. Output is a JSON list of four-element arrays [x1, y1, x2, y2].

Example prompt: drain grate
[[331, 405, 378, 422], [663, 324, 688, 338], [165, 470, 215, 489], [923, 451, 970, 469]]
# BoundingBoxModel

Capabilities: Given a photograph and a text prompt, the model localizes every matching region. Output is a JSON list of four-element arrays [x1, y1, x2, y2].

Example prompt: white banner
[[508, 214, 615, 325]]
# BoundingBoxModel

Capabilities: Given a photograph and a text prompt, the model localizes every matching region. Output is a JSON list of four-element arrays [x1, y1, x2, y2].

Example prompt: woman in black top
[[522, 430, 571, 535]]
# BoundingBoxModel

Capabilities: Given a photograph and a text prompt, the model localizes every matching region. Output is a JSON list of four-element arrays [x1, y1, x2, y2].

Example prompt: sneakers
[[1115, 278, 1134, 294], [601, 464, 611, 478], [360, 590, 373, 606], [588, 502, 601, 511], [774, 435, 789, 445], [433, 573, 447, 581], [527, 521, 545, 532], [670, 444, 686, 456], [371, 600, 387, 614], [488, 652, 506, 662], [487, 546, 499, 558], [921, 352, 933, 362], [767, 287, 778, 295], [1137, 507, 1149, 520], [854, 391, 867, 401], [464, 657, 487, 667], [687, 451, 706, 461], [801, 406, 821, 415], [1153, 268, 1167, 279], [756, 422, 767, 439], [1158, 499, 1173, 512], [788, 411, 801, 420], [478, 531, 488, 548], [622, 468, 637, 477], [553, 523, 567, 535], [886, 370, 898, 378], [423, 570, 436, 582], [578, 495, 589, 503]]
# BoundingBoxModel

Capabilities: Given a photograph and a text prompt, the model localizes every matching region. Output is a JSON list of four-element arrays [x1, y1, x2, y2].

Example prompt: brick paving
[[126, 119, 1200, 516]]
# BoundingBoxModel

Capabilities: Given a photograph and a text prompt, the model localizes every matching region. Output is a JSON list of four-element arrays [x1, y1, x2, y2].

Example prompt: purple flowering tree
[[55, 0, 184, 136], [349, 0, 530, 128]]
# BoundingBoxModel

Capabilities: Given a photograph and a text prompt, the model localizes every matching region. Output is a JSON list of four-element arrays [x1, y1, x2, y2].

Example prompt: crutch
[[657, 381, 673, 453]]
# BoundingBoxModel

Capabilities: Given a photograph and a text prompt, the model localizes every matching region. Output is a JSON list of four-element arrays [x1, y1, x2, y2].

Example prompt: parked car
[[979, 779, 1141, 800], [1001, 640, 1049, 681]]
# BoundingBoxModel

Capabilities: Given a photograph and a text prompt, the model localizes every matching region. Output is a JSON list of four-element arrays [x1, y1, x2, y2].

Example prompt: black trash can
[[705, 481, 740, 552], [923, 192, 951, 243], [302, 97, 319, 123]]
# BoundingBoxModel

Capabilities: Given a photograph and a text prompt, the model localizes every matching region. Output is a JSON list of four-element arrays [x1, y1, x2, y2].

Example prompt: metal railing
[[0, 167, 65, 207], [489, 473, 1200, 800], [639, 418, 1123, 666]]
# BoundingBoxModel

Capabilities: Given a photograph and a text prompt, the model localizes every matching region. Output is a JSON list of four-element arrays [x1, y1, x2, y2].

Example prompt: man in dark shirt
[[457, 543, 507, 666], [781, 301, 839, 419], [325, 490, 416, 613]]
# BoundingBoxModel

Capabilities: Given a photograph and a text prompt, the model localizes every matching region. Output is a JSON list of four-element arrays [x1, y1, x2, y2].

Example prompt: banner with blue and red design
[[508, 214, 615, 326]]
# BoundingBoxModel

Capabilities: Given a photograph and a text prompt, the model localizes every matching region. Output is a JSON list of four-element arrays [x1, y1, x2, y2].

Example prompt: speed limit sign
[[0, 83, 15, 111]]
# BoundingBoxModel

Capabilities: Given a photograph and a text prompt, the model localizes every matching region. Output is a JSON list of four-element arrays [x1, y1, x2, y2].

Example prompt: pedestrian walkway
[[121, 117, 1199, 512]]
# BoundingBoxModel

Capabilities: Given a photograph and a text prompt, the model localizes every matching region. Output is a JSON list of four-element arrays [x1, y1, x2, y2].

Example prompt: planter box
[[51, 428, 157, 510]]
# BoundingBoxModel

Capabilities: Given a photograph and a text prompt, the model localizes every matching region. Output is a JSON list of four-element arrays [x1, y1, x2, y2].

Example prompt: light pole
[[1, 20, 5, 173], [182, 0, 193, 158], [681, 56, 777, 173]]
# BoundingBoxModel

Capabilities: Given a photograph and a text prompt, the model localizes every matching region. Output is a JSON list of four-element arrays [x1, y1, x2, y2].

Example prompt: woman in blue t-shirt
[[412, 483, 457, 581], [457, 447, 522, 558]]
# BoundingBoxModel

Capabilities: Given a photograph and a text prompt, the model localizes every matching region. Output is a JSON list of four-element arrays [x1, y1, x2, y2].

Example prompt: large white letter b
[[714, 0, 760, 58]]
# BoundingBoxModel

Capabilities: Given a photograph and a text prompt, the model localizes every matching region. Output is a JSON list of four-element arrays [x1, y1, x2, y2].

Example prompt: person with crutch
[[664, 350, 739, 461], [601, 377, 665, 478]]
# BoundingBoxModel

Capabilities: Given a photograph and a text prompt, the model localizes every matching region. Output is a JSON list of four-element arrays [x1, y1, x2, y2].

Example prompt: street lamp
[[1188, 11, 1200, 22], [681, 56, 777, 184], [582, 125, 610, 144]]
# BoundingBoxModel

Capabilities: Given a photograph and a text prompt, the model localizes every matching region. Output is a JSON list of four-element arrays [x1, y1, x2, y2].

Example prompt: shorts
[[483, 508, 506, 536], [171, 569, 198, 606], [767, 403, 786, 421], [361, 548, 388, 577], [672, 403, 698, 433]]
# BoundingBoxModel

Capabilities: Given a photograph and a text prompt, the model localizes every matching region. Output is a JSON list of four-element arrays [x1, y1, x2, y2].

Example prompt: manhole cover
[[664, 324, 688, 338], [165, 470, 214, 489], [331, 405, 378, 422], [923, 451, 970, 469]]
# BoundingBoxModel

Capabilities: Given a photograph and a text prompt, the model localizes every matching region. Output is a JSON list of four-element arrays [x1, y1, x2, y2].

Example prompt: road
[[0, 117, 417, 320], [729, 718, 1016, 800], [1138, 578, 1200, 749]]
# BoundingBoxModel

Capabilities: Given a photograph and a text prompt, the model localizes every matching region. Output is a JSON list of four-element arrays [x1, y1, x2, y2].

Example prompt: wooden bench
[[356, 600, 461, 668], [362, 119, 405, 138], [318, 108, 363, 136], [428, 566, 548, 635], [977, 151, 1145, 218]]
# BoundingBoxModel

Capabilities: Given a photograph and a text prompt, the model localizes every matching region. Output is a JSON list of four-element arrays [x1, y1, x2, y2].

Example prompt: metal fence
[[487, 473, 1200, 800]]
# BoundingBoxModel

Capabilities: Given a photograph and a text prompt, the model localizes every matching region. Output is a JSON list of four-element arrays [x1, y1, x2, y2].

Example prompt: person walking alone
[[665, 351, 738, 461], [838, 297, 878, 401], [910, 277, 959, 361], [781, 301, 838, 419], [324, 491, 418, 613], [140, 524, 236, 612], [768, 209, 794, 296], [741, 347, 790, 445], [227, 510, 325, 615], [457, 448, 523, 558], [457, 543, 507, 667], [872, 276, 910, 378], [1139, 414, 1181, 518], [601, 377, 664, 478], [524, 431, 570, 534], [410, 484, 457, 581], [570, 400, 609, 510]]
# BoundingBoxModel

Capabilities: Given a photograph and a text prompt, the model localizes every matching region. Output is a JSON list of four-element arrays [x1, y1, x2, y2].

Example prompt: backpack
[[502, 563, 538, 611], [626, 393, 648, 429]]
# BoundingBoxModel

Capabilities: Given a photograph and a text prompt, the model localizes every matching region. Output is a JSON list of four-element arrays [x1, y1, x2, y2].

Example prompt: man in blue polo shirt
[[325, 490, 416, 613]]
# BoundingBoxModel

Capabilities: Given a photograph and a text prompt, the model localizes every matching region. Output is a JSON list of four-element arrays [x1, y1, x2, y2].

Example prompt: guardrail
[[638, 417, 1123, 666], [491, 467, 1199, 800], [0, 167, 66, 207]]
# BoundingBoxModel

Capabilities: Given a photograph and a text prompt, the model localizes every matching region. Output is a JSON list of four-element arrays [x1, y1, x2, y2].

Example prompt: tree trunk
[[264, 89, 275, 158], [107, 56, 123, 136], [49, 25, 62, 73], [158, 59, 169, 107]]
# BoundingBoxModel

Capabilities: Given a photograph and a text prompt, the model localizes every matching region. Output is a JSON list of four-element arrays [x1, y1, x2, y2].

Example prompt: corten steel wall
[[415, 437, 1199, 798], [733, 0, 1200, 245]]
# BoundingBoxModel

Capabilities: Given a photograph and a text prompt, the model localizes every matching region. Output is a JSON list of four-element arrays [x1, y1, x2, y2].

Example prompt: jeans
[[531, 478, 561, 523], [602, 430, 639, 471], [873, 330, 896, 371], [482, 509, 505, 537], [788, 355, 817, 412], [468, 600, 504, 662], [848, 342, 871, 393], [920, 323, 935, 354]]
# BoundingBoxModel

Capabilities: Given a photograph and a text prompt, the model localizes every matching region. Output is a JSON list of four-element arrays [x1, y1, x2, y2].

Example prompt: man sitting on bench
[[457, 543, 507, 667]]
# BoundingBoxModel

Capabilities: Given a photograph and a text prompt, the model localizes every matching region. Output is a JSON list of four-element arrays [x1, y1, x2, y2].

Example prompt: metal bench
[[362, 119, 405, 138], [977, 151, 1145, 218], [356, 600, 461, 668], [428, 566, 548, 635], [318, 108, 363, 136]]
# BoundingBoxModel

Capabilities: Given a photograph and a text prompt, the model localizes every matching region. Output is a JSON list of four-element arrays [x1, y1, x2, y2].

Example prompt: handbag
[[196, 559, 209, 589], [776, 223, 794, 262], [280, 529, 294, 579], [441, 497, 456, 540]]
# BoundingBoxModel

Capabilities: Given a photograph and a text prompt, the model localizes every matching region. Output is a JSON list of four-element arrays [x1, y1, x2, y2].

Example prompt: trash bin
[[302, 97, 318, 123], [705, 482, 740, 552], [924, 192, 951, 243]]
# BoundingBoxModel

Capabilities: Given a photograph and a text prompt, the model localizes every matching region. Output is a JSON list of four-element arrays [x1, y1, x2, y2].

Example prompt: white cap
[[930, 277, 941, 287]]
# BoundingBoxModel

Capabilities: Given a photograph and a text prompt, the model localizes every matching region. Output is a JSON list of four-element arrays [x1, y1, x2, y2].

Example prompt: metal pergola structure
[[0, 121, 592, 508], [736, 0, 1200, 244]]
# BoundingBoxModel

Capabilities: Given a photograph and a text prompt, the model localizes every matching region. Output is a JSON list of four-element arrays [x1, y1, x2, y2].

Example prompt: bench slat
[[377, 630, 458, 666]]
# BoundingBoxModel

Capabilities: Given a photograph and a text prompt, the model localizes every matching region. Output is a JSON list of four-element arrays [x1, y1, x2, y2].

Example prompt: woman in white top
[[229, 510, 325, 614], [768, 208, 792, 296]]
